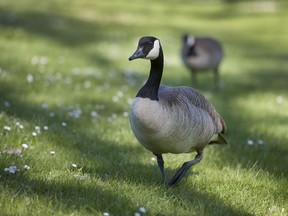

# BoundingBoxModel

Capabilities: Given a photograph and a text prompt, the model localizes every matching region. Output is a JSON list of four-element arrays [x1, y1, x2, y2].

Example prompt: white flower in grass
[[4, 126, 11, 131], [139, 207, 147, 213], [62, 122, 67, 127], [68, 109, 82, 119], [117, 91, 124, 97], [41, 103, 48, 109], [276, 96, 284, 104], [50, 151, 56, 155], [72, 163, 77, 168], [257, 139, 264, 145], [112, 96, 119, 102], [32, 132, 37, 136], [23, 165, 30, 170], [103, 213, 109, 216], [247, 139, 254, 145], [90, 111, 98, 118], [150, 157, 156, 162], [4, 101, 11, 108], [22, 143, 29, 149], [43, 126, 49, 130], [4, 166, 20, 174], [39, 56, 48, 65], [26, 74, 34, 83], [134, 213, 141, 216], [35, 126, 41, 133], [49, 112, 55, 117], [16, 122, 24, 129]]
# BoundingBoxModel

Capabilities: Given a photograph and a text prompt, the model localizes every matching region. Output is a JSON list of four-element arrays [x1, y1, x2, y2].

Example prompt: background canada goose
[[181, 34, 224, 88], [129, 36, 227, 187]]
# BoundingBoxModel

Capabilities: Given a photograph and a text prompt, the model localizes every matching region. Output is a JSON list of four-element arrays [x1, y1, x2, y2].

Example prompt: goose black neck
[[136, 51, 163, 101]]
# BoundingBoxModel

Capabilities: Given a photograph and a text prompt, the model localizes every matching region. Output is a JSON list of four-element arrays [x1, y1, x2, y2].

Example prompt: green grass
[[1, 0, 288, 215]]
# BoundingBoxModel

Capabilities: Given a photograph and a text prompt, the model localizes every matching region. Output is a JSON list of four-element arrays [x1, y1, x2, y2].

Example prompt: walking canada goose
[[181, 34, 223, 87], [129, 36, 227, 187]]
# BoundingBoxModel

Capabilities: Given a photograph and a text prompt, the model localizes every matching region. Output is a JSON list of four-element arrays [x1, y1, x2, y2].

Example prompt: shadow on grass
[[1, 65, 287, 215], [0, 7, 125, 46], [0, 76, 253, 215]]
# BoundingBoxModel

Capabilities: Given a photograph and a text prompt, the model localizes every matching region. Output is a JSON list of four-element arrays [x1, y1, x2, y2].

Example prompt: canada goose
[[129, 36, 227, 187], [181, 34, 223, 87]]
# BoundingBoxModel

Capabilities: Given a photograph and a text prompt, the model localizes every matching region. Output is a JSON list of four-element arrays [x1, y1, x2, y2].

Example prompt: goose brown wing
[[158, 86, 226, 134]]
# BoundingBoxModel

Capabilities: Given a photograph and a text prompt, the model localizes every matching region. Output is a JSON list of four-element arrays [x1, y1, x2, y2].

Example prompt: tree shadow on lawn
[[0, 7, 125, 46], [0, 79, 253, 215]]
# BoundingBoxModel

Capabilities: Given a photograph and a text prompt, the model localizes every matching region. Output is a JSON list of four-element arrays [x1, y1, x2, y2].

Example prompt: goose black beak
[[129, 47, 145, 61]]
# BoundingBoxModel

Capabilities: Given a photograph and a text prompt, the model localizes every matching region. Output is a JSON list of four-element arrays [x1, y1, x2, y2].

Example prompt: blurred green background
[[0, 0, 287, 215]]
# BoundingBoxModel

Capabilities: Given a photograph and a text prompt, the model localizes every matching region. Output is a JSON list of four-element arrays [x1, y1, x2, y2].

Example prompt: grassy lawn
[[0, 0, 288, 215]]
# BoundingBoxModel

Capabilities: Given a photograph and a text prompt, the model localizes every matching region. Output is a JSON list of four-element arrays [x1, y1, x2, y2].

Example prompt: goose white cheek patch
[[187, 36, 195, 46], [145, 40, 160, 60]]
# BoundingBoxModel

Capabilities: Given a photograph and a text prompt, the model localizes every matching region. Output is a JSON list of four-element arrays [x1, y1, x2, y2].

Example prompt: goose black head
[[129, 36, 161, 61]]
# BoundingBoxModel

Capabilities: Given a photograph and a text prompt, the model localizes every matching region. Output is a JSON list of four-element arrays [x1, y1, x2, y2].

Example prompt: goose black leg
[[154, 153, 166, 184], [214, 68, 220, 89], [191, 70, 197, 86], [167, 151, 203, 187]]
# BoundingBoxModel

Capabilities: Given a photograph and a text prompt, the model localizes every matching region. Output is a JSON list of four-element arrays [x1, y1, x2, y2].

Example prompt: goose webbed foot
[[167, 151, 203, 187]]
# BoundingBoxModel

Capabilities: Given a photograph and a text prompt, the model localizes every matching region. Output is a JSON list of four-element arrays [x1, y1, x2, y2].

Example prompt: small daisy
[[4, 101, 11, 108], [4, 126, 11, 131], [90, 111, 98, 118], [247, 139, 254, 145], [22, 143, 29, 149], [112, 96, 119, 102], [4, 166, 20, 174], [49, 112, 55, 117], [117, 91, 124, 97], [139, 207, 147, 213], [41, 103, 48, 109], [35, 126, 41, 133], [111, 113, 117, 119], [26, 74, 34, 83], [276, 96, 284, 104], [23, 165, 30, 170]]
